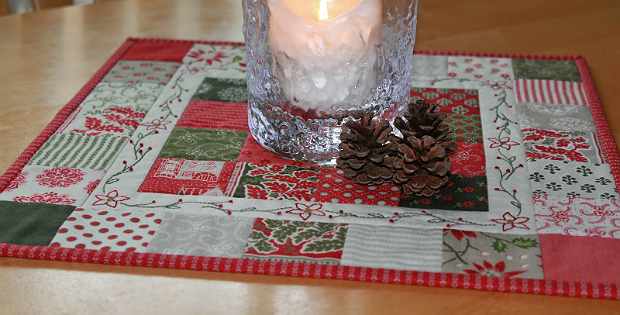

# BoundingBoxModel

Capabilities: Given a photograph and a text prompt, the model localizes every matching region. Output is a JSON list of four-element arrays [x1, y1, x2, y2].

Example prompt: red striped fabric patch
[[176, 101, 249, 131], [515, 79, 587, 106]]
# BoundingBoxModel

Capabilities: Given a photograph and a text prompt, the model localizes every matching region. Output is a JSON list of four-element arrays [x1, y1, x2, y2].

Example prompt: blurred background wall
[[7, 0, 95, 14]]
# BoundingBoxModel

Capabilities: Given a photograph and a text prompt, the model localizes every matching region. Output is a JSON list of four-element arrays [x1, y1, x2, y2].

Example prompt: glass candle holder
[[243, 0, 418, 163]]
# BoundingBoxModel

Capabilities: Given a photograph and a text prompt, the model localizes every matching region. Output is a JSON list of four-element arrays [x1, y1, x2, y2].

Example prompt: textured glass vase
[[242, 0, 418, 163]]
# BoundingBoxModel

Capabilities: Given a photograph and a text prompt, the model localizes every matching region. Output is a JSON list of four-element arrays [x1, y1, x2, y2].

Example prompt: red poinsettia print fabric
[[522, 128, 604, 163], [0, 166, 105, 206], [233, 164, 319, 202]]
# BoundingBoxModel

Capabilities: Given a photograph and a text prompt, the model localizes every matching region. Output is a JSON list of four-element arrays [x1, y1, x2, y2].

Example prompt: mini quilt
[[1, 38, 619, 299]]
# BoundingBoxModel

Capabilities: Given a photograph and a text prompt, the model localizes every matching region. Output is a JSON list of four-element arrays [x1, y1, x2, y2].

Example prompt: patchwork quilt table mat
[[1, 37, 620, 300]]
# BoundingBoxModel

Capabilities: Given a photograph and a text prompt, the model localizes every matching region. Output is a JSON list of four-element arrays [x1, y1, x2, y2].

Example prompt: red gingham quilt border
[[1, 38, 619, 300]]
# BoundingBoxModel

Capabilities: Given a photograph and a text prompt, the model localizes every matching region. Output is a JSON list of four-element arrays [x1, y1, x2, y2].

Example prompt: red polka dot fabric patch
[[51, 207, 164, 252], [313, 168, 401, 207]]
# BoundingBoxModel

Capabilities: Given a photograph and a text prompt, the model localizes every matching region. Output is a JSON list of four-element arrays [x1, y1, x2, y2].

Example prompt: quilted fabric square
[[522, 128, 604, 163], [539, 234, 620, 283], [340, 224, 442, 271], [441, 229, 543, 279], [182, 44, 247, 72], [0, 166, 105, 206], [447, 56, 513, 81], [449, 143, 486, 176], [444, 114, 483, 144], [121, 41, 194, 62], [399, 175, 489, 212], [242, 218, 348, 265], [528, 160, 618, 199], [232, 163, 319, 201], [411, 54, 448, 78], [410, 87, 480, 115], [50, 206, 165, 252], [159, 127, 248, 161], [190, 77, 248, 103], [102, 61, 180, 86], [236, 135, 315, 167], [146, 213, 255, 257], [518, 102, 596, 132], [57, 82, 164, 137], [0, 201, 75, 246], [313, 168, 401, 206], [60, 106, 148, 138], [176, 101, 249, 131], [138, 158, 242, 196], [515, 79, 586, 106], [532, 194, 620, 238], [512, 59, 581, 82], [27, 134, 127, 170]]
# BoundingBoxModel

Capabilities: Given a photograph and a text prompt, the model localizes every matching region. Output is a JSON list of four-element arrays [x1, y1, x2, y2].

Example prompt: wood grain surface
[[1, 0, 619, 313]]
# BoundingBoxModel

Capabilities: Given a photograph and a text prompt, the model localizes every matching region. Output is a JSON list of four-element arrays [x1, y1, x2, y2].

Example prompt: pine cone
[[336, 113, 398, 185], [394, 99, 451, 139], [393, 135, 456, 196], [392, 100, 458, 196]]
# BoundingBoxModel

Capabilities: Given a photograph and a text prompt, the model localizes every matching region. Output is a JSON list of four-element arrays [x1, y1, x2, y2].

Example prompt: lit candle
[[268, 0, 382, 113]]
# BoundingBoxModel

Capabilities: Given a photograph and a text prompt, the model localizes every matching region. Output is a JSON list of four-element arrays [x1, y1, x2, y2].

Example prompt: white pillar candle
[[268, 0, 382, 113]]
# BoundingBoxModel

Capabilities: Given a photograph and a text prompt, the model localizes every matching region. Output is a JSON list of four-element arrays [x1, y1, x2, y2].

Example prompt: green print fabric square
[[444, 114, 483, 144], [399, 175, 489, 212], [0, 201, 76, 246], [233, 163, 320, 201], [159, 127, 248, 161], [242, 218, 348, 265], [528, 160, 618, 199], [191, 77, 248, 103], [512, 59, 581, 82]]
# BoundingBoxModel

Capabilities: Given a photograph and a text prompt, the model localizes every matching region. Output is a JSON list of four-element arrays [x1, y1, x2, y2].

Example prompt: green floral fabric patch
[[512, 59, 581, 82], [159, 127, 248, 161], [191, 77, 248, 103], [242, 218, 348, 265], [399, 175, 489, 212], [233, 163, 320, 201]]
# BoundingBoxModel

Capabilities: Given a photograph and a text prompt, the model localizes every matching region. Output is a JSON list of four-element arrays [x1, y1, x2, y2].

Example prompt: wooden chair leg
[[0, 0, 11, 16]]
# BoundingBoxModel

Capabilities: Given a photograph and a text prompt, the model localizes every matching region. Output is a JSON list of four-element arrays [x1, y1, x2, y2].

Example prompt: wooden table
[[1, 0, 619, 313]]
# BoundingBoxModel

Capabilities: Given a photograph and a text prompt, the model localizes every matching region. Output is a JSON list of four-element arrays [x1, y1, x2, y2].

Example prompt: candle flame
[[318, 0, 332, 21]]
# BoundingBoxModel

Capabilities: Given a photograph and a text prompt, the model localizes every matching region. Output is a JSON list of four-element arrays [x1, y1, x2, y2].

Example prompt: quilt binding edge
[[0, 37, 619, 300]]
